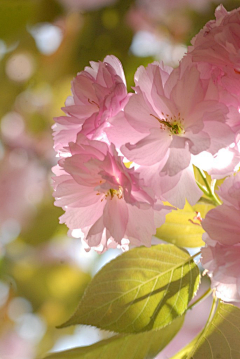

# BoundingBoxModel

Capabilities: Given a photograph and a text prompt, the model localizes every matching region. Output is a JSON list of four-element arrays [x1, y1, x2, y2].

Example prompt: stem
[[205, 292, 218, 328], [196, 168, 221, 206], [198, 196, 216, 205], [196, 180, 210, 197], [197, 168, 212, 194], [191, 251, 201, 259], [188, 287, 212, 310], [211, 178, 217, 193]]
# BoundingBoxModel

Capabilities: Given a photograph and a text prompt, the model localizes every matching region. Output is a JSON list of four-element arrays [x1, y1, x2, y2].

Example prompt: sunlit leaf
[[171, 301, 240, 359], [156, 202, 205, 248], [59, 244, 200, 333], [44, 315, 184, 359]]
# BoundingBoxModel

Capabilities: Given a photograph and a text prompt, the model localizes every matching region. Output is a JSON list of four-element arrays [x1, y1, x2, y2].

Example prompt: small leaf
[[43, 315, 184, 359], [156, 202, 205, 248], [59, 244, 200, 333], [171, 301, 240, 359]]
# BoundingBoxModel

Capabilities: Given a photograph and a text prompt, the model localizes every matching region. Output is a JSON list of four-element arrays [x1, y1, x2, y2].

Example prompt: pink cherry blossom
[[189, 5, 240, 73], [201, 243, 240, 302], [106, 60, 234, 207], [137, 162, 202, 209], [217, 170, 240, 209], [53, 55, 128, 155], [53, 134, 170, 253], [201, 172, 240, 302], [122, 61, 233, 166], [184, 6, 240, 138], [201, 172, 240, 246], [202, 204, 240, 246]]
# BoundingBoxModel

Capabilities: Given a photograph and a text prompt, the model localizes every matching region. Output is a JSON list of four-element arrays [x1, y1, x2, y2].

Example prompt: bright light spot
[[213, 148, 235, 170], [1, 112, 25, 140], [0, 219, 21, 245], [5, 53, 35, 82], [171, 44, 187, 63], [73, 241, 98, 272], [8, 297, 32, 322], [131, 31, 163, 57], [51, 326, 103, 353], [0, 281, 9, 307], [130, 30, 187, 65], [92, 248, 122, 276], [71, 229, 84, 239], [29, 23, 63, 55], [16, 313, 46, 343]]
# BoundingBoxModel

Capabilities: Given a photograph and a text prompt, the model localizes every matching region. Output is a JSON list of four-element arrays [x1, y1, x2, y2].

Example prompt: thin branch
[[188, 287, 212, 311]]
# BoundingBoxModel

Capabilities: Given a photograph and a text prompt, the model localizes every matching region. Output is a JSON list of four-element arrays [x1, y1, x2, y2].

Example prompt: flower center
[[151, 113, 185, 135], [107, 187, 123, 199], [96, 185, 123, 201], [88, 98, 99, 108]]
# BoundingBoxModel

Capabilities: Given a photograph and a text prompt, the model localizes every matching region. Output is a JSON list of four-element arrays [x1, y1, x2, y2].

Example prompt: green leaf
[[171, 302, 240, 359], [59, 244, 200, 333], [43, 315, 184, 359], [156, 202, 205, 248], [170, 334, 201, 359]]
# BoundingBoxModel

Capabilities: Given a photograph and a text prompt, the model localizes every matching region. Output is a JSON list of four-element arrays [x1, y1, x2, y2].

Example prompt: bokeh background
[[0, 1, 239, 358]]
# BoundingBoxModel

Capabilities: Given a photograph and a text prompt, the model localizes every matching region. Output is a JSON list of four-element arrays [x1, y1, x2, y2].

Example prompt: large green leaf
[[171, 302, 240, 359], [155, 202, 205, 248], [59, 244, 200, 333], [43, 315, 184, 359]]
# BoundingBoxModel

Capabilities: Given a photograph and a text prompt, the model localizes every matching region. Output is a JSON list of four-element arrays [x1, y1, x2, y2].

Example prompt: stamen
[[150, 113, 185, 135], [97, 186, 123, 201], [88, 98, 100, 108]]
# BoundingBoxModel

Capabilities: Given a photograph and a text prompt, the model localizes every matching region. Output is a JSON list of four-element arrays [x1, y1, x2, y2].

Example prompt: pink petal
[[103, 197, 128, 243]]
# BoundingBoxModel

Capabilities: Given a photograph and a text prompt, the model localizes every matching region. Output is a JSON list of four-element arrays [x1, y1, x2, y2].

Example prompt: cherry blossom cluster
[[53, 3, 240, 285], [201, 172, 240, 302]]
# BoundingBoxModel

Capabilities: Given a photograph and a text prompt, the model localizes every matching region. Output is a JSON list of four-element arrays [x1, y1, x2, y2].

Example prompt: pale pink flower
[[107, 61, 233, 207], [201, 243, 240, 302], [53, 55, 128, 155], [201, 172, 240, 302], [53, 135, 170, 253], [202, 204, 240, 246], [217, 171, 240, 209], [137, 162, 202, 209], [201, 172, 240, 246], [184, 6, 240, 137], [121, 62, 233, 168], [189, 5, 240, 73]]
